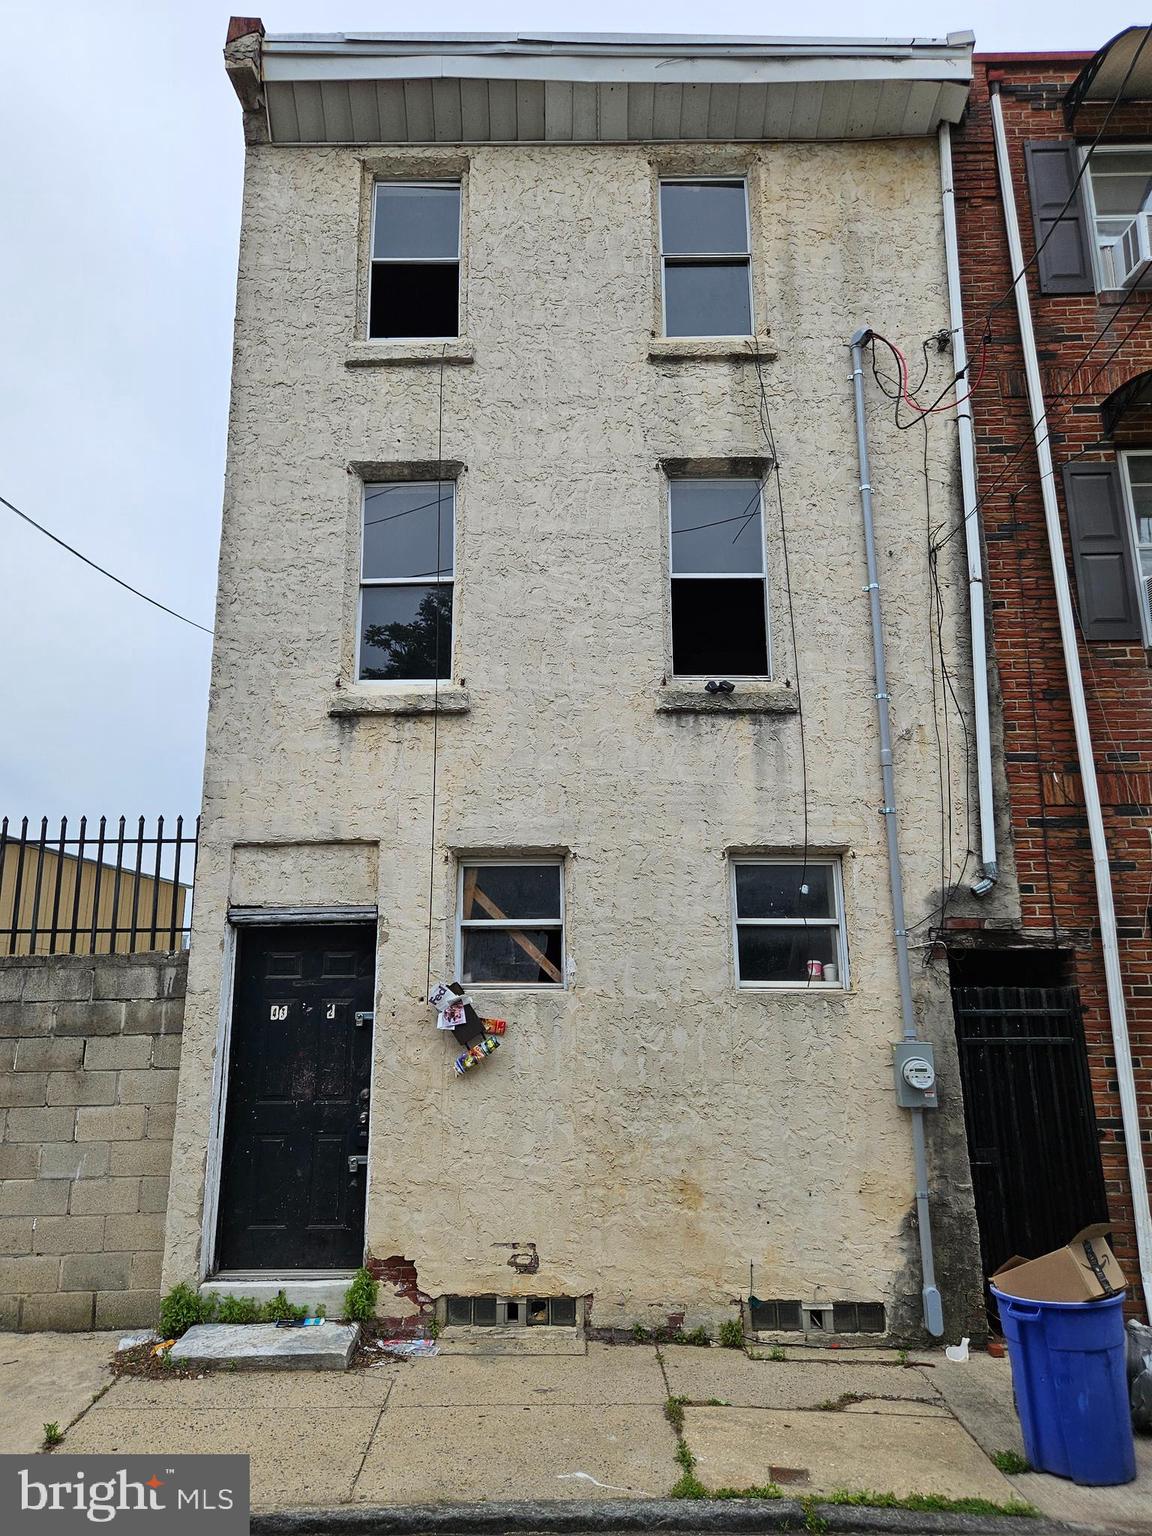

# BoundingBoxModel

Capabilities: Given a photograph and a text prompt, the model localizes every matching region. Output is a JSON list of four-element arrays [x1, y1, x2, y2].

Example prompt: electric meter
[[901, 1056, 936, 1092], [892, 1042, 938, 1108]]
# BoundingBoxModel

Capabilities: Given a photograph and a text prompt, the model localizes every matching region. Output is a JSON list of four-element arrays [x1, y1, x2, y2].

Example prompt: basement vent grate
[[831, 1302, 887, 1334], [748, 1298, 803, 1332], [444, 1295, 579, 1327]]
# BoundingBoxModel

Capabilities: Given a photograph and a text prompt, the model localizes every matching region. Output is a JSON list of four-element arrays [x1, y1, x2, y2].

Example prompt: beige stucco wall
[[165, 136, 987, 1335]]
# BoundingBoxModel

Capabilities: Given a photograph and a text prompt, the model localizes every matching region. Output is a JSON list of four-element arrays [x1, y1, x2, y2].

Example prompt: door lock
[[347, 1154, 368, 1175], [358, 1110, 369, 1125], [354, 1011, 374, 1027]]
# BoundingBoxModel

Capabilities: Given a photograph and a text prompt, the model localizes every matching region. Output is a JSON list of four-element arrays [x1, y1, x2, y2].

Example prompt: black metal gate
[[952, 985, 1108, 1281]]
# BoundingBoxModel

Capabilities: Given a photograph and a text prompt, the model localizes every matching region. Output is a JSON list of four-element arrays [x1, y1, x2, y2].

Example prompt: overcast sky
[[0, 1, 1140, 825]]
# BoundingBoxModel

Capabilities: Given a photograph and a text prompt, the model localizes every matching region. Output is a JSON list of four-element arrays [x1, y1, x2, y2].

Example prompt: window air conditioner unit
[[1109, 212, 1152, 290]]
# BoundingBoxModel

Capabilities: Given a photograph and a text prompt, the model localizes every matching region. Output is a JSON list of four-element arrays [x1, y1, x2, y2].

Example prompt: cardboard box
[[990, 1224, 1127, 1303]]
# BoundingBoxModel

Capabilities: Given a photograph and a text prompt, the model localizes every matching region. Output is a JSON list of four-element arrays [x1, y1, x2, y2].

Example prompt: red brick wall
[[953, 57, 1152, 1307]]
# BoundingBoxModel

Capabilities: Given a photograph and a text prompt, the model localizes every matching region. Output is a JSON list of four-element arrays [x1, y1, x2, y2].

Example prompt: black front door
[[952, 983, 1108, 1281], [215, 924, 375, 1271]]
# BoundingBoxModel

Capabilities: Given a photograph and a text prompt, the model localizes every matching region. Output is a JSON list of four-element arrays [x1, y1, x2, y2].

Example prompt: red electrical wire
[[872, 329, 989, 417]]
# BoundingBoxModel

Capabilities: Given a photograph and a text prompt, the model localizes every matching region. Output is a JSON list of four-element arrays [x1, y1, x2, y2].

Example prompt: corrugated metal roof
[[249, 29, 973, 145]]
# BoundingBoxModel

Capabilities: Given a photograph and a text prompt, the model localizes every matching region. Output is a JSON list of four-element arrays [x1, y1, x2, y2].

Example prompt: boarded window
[[369, 183, 460, 339], [670, 479, 768, 676], [458, 861, 564, 987], [732, 858, 847, 988], [358, 481, 454, 681], [660, 180, 752, 337]]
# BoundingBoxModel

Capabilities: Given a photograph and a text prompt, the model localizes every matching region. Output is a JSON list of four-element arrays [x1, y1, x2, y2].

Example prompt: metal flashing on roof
[[237, 28, 973, 145], [1065, 25, 1152, 126]]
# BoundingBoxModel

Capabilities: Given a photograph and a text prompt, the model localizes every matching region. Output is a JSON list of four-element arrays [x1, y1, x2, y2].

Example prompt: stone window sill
[[330, 687, 471, 718], [648, 336, 777, 364], [345, 341, 475, 369], [655, 682, 798, 715]]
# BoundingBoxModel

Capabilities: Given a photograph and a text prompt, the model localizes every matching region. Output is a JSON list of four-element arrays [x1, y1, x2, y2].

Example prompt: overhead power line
[[0, 491, 214, 636]]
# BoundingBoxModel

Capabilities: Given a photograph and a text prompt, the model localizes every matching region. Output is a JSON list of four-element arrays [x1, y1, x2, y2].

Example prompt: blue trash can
[[992, 1285, 1136, 1485]]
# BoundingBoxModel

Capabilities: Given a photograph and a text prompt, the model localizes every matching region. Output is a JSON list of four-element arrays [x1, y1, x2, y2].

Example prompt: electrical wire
[[424, 348, 448, 1003], [748, 342, 813, 982], [931, 290, 1152, 556], [0, 491, 213, 636]]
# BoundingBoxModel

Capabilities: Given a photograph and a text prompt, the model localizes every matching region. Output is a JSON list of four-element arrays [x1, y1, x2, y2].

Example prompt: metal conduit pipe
[[990, 84, 1152, 1316], [849, 330, 945, 1338], [939, 122, 999, 887]]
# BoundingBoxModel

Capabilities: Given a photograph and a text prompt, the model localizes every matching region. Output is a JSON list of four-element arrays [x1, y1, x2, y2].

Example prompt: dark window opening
[[369, 181, 460, 340], [369, 263, 459, 339], [669, 478, 767, 677], [671, 580, 767, 676], [948, 947, 1074, 988]]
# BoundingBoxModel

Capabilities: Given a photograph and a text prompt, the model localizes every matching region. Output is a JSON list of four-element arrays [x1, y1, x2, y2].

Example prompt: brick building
[[951, 26, 1152, 1316]]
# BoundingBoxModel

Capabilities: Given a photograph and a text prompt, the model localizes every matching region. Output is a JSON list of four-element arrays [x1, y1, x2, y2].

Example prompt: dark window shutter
[[1062, 461, 1142, 641], [1024, 142, 1096, 295]]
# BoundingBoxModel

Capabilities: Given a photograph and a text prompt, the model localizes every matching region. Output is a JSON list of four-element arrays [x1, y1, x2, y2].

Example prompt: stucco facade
[[165, 31, 993, 1339]]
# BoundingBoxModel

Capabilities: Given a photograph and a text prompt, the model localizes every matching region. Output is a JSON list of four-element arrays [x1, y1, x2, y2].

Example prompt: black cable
[[0, 491, 213, 636], [749, 343, 812, 981], [424, 348, 448, 1003], [1008, 492, 1060, 936], [931, 291, 1152, 555], [921, 420, 951, 932]]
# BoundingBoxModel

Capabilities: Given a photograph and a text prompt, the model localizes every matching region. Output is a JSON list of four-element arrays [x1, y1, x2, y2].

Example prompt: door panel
[[952, 984, 1108, 1283], [216, 924, 375, 1271]]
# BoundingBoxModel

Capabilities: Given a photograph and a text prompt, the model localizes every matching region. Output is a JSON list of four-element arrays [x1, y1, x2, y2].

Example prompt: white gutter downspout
[[939, 123, 998, 885], [990, 84, 1152, 1315]]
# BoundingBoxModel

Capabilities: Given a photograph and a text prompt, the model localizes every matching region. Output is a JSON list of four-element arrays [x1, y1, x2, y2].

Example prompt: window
[[369, 182, 460, 339], [659, 179, 752, 337], [669, 478, 769, 676], [457, 861, 564, 987], [358, 481, 453, 681], [1119, 450, 1152, 637], [1085, 148, 1152, 286], [731, 859, 847, 988]]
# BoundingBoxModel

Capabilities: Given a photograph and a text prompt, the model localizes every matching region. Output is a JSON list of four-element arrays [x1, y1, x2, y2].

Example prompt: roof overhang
[[226, 24, 974, 144], [1065, 25, 1152, 126]]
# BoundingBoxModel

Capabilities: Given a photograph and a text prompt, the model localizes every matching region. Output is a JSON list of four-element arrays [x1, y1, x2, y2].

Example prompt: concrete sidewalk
[[1, 1331, 1147, 1531]]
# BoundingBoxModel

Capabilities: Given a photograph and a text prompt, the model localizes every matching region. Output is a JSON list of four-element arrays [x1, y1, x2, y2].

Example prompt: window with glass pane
[[369, 182, 460, 339], [1087, 150, 1152, 284], [358, 482, 453, 681], [1121, 451, 1152, 639], [670, 479, 769, 676], [732, 859, 846, 987], [458, 863, 564, 986], [660, 179, 752, 337]]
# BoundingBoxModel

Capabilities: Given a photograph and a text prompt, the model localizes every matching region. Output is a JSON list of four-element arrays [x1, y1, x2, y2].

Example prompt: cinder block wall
[[0, 953, 185, 1331]]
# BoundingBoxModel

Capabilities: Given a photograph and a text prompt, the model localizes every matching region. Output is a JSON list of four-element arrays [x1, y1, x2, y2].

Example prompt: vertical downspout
[[850, 332, 945, 1338], [990, 84, 1152, 1315], [939, 122, 999, 883]]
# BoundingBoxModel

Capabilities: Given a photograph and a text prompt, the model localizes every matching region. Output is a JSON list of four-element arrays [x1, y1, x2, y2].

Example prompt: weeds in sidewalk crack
[[992, 1449, 1031, 1474], [42, 1422, 63, 1450]]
